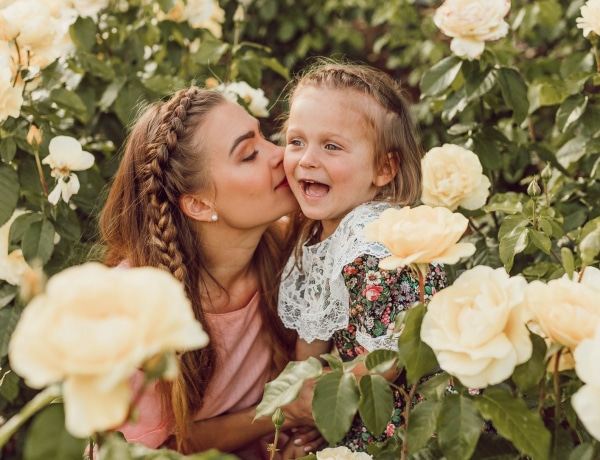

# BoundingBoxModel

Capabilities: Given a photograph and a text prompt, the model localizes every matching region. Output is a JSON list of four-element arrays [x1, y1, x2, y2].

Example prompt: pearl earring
[[211, 214, 218, 222]]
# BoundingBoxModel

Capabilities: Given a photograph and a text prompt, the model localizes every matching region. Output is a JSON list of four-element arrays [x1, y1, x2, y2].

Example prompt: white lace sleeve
[[278, 202, 393, 343]]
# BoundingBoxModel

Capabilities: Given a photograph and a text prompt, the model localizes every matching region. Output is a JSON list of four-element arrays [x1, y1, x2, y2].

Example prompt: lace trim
[[278, 202, 395, 342]]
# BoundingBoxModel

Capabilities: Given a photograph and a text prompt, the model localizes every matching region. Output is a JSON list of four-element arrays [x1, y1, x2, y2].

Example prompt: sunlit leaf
[[358, 374, 393, 436], [437, 394, 483, 460]]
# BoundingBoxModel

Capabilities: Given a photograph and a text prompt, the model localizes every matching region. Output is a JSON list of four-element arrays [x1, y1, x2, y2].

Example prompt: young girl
[[278, 61, 447, 451]]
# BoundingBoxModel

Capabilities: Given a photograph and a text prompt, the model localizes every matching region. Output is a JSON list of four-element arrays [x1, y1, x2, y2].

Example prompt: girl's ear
[[373, 152, 399, 187], [179, 195, 215, 222]]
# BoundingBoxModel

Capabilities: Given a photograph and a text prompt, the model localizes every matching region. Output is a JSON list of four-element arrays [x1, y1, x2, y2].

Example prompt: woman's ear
[[179, 195, 215, 222], [373, 152, 399, 187]]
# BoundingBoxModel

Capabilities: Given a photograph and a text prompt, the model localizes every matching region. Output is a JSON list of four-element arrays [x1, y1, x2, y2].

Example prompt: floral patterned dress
[[333, 257, 447, 451]]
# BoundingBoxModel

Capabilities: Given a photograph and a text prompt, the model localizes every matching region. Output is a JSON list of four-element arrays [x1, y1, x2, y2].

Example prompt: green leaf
[[0, 165, 19, 227], [157, 0, 177, 13], [313, 371, 360, 445], [254, 357, 322, 419], [497, 67, 529, 124], [511, 333, 547, 392], [50, 88, 89, 123], [357, 374, 393, 436], [498, 217, 529, 273], [0, 136, 17, 163], [406, 400, 440, 455], [420, 56, 462, 97], [69, 16, 96, 52], [436, 394, 483, 460], [321, 353, 344, 372], [0, 366, 21, 402], [568, 443, 599, 460], [8, 212, 43, 244], [24, 404, 88, 460], [473, 387, 551, 460], [0, 304, 22, 358], [416, 372, 452, 402], [79, 52, 116, 80], [463, 65, 498, 103], [528, 229, 552, 254], [397, 305, 439, 384], [22, 218, 55, 267], [364, 349, 397, 374], [556, 94, 588, 133]]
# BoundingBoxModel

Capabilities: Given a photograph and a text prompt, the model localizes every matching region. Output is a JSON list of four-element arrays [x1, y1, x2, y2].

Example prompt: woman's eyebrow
[[229, 130, 256, 155]]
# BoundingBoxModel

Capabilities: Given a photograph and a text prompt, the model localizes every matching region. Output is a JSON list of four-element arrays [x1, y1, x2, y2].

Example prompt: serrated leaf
[[364, 349, 397, 374], [436, 394, 483, 460], [22, 219, 55, 267], [358, 374, 393, 436], [497, 67, 529, 124], [511, 333, 547, 392], [398, 305, 438, 384], [556, 94, 588, 133], [0, 136, 17, 163], [420, 56, 463, 97], [24, 404, 88, 460], [313, 371, 360, 445], [473, 387, 551, 460], [499, 226, 529, 273], [406, 400, 440, 455], [254, 357, 322, 419], [0, 166, 19, 227]]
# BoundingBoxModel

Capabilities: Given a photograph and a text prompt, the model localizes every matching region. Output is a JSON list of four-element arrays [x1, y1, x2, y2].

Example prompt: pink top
[[118, 291, 272, 454]]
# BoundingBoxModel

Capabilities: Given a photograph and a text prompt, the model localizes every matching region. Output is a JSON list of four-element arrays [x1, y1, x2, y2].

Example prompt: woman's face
[[200, 100, 298, 229]]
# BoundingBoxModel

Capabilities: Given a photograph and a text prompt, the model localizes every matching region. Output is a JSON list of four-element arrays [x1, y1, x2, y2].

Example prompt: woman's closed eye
[[242, 149, 258, 161]]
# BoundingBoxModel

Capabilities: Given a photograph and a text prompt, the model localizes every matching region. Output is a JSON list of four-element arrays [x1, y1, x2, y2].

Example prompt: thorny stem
[[33, 144, 49, 196], [578, 266, 586, 283]]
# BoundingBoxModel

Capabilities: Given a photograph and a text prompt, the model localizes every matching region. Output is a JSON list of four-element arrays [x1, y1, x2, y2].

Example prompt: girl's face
[[284, 87, 384, 240], [201, 100, 298, 230]]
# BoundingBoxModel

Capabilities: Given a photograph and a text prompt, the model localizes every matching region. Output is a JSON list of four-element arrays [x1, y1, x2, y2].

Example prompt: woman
[[99, 86, 318, 458]]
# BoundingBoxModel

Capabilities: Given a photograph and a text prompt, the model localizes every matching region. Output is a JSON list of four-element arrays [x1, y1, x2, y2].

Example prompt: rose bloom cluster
[[419, 265, 600, 440], [158, 0, 225, 38], [433, 0, 511, 59], [0, 0, 109, 123], [317, 446, 372, 460], [577, 0, 600, 38], [421, 143, 491, 211], [8, 262, 209, 438], [215, 81, 271, 118]]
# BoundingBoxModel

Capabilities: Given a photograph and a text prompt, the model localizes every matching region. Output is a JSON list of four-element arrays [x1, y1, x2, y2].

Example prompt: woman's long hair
[[99, 87, 295, 451]]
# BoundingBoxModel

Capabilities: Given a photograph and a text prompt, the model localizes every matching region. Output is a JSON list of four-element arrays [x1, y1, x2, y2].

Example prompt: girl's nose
[[298, 146, 318, 169]]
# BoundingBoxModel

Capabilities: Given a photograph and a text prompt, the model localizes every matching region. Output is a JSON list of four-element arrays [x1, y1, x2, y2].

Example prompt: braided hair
[[99, 87, 295, 451]]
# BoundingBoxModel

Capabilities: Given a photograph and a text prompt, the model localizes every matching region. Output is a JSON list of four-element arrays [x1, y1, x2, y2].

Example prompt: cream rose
[[216, 81, 270, 118], [421, 266, 532, 388], [577, 0, 600, 38], [433, 0, 511, 59], [0, 55, 24, 123], [364, 205, 475, 271], [0, 209, 33, 286], [572, 324, 600, 441], [317, 446, 373, 460], [525, 276, 600, 351], [9, 262, 209, 438], [421, 144, 491, 211]]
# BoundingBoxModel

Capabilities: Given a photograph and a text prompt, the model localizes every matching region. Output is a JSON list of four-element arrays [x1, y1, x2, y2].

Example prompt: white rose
[[421, 266, 532, 389], [364, 205, 475, 271], [216, 81, 270, 118], [572, 324, 600, 441], [9, 262, 209, 438], [433, 0, 511, 59], [421, 144, 491, 211], [317, 446, 373, 460], [577, 0, 600, 38], [0, 209, 33, 286], [42, 136, 95, 205], [525, 276, 600, 351], [0, 56, 23, 123]]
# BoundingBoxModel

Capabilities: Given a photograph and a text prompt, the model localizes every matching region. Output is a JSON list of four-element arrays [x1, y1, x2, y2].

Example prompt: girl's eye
[[324, 143, 340, 151], [288, 139, 303, 147], [243, 150, 258, 162]]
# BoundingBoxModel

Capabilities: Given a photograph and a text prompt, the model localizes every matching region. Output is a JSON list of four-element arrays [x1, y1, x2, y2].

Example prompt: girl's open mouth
[[301, 180, 330, 197]]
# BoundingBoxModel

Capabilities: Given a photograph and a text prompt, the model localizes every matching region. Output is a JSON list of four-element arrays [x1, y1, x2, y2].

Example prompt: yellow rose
[[421, 144, 491, 211], [364, 205, 475, 271], [433, 0, 511, 59], [577, 0, 600, 38], [572, 324, 600, 441], [421, 266, 532, 388], [317, 446, 373, 460], [525, 276, 600, 351], [9, 262, 209, 438]]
